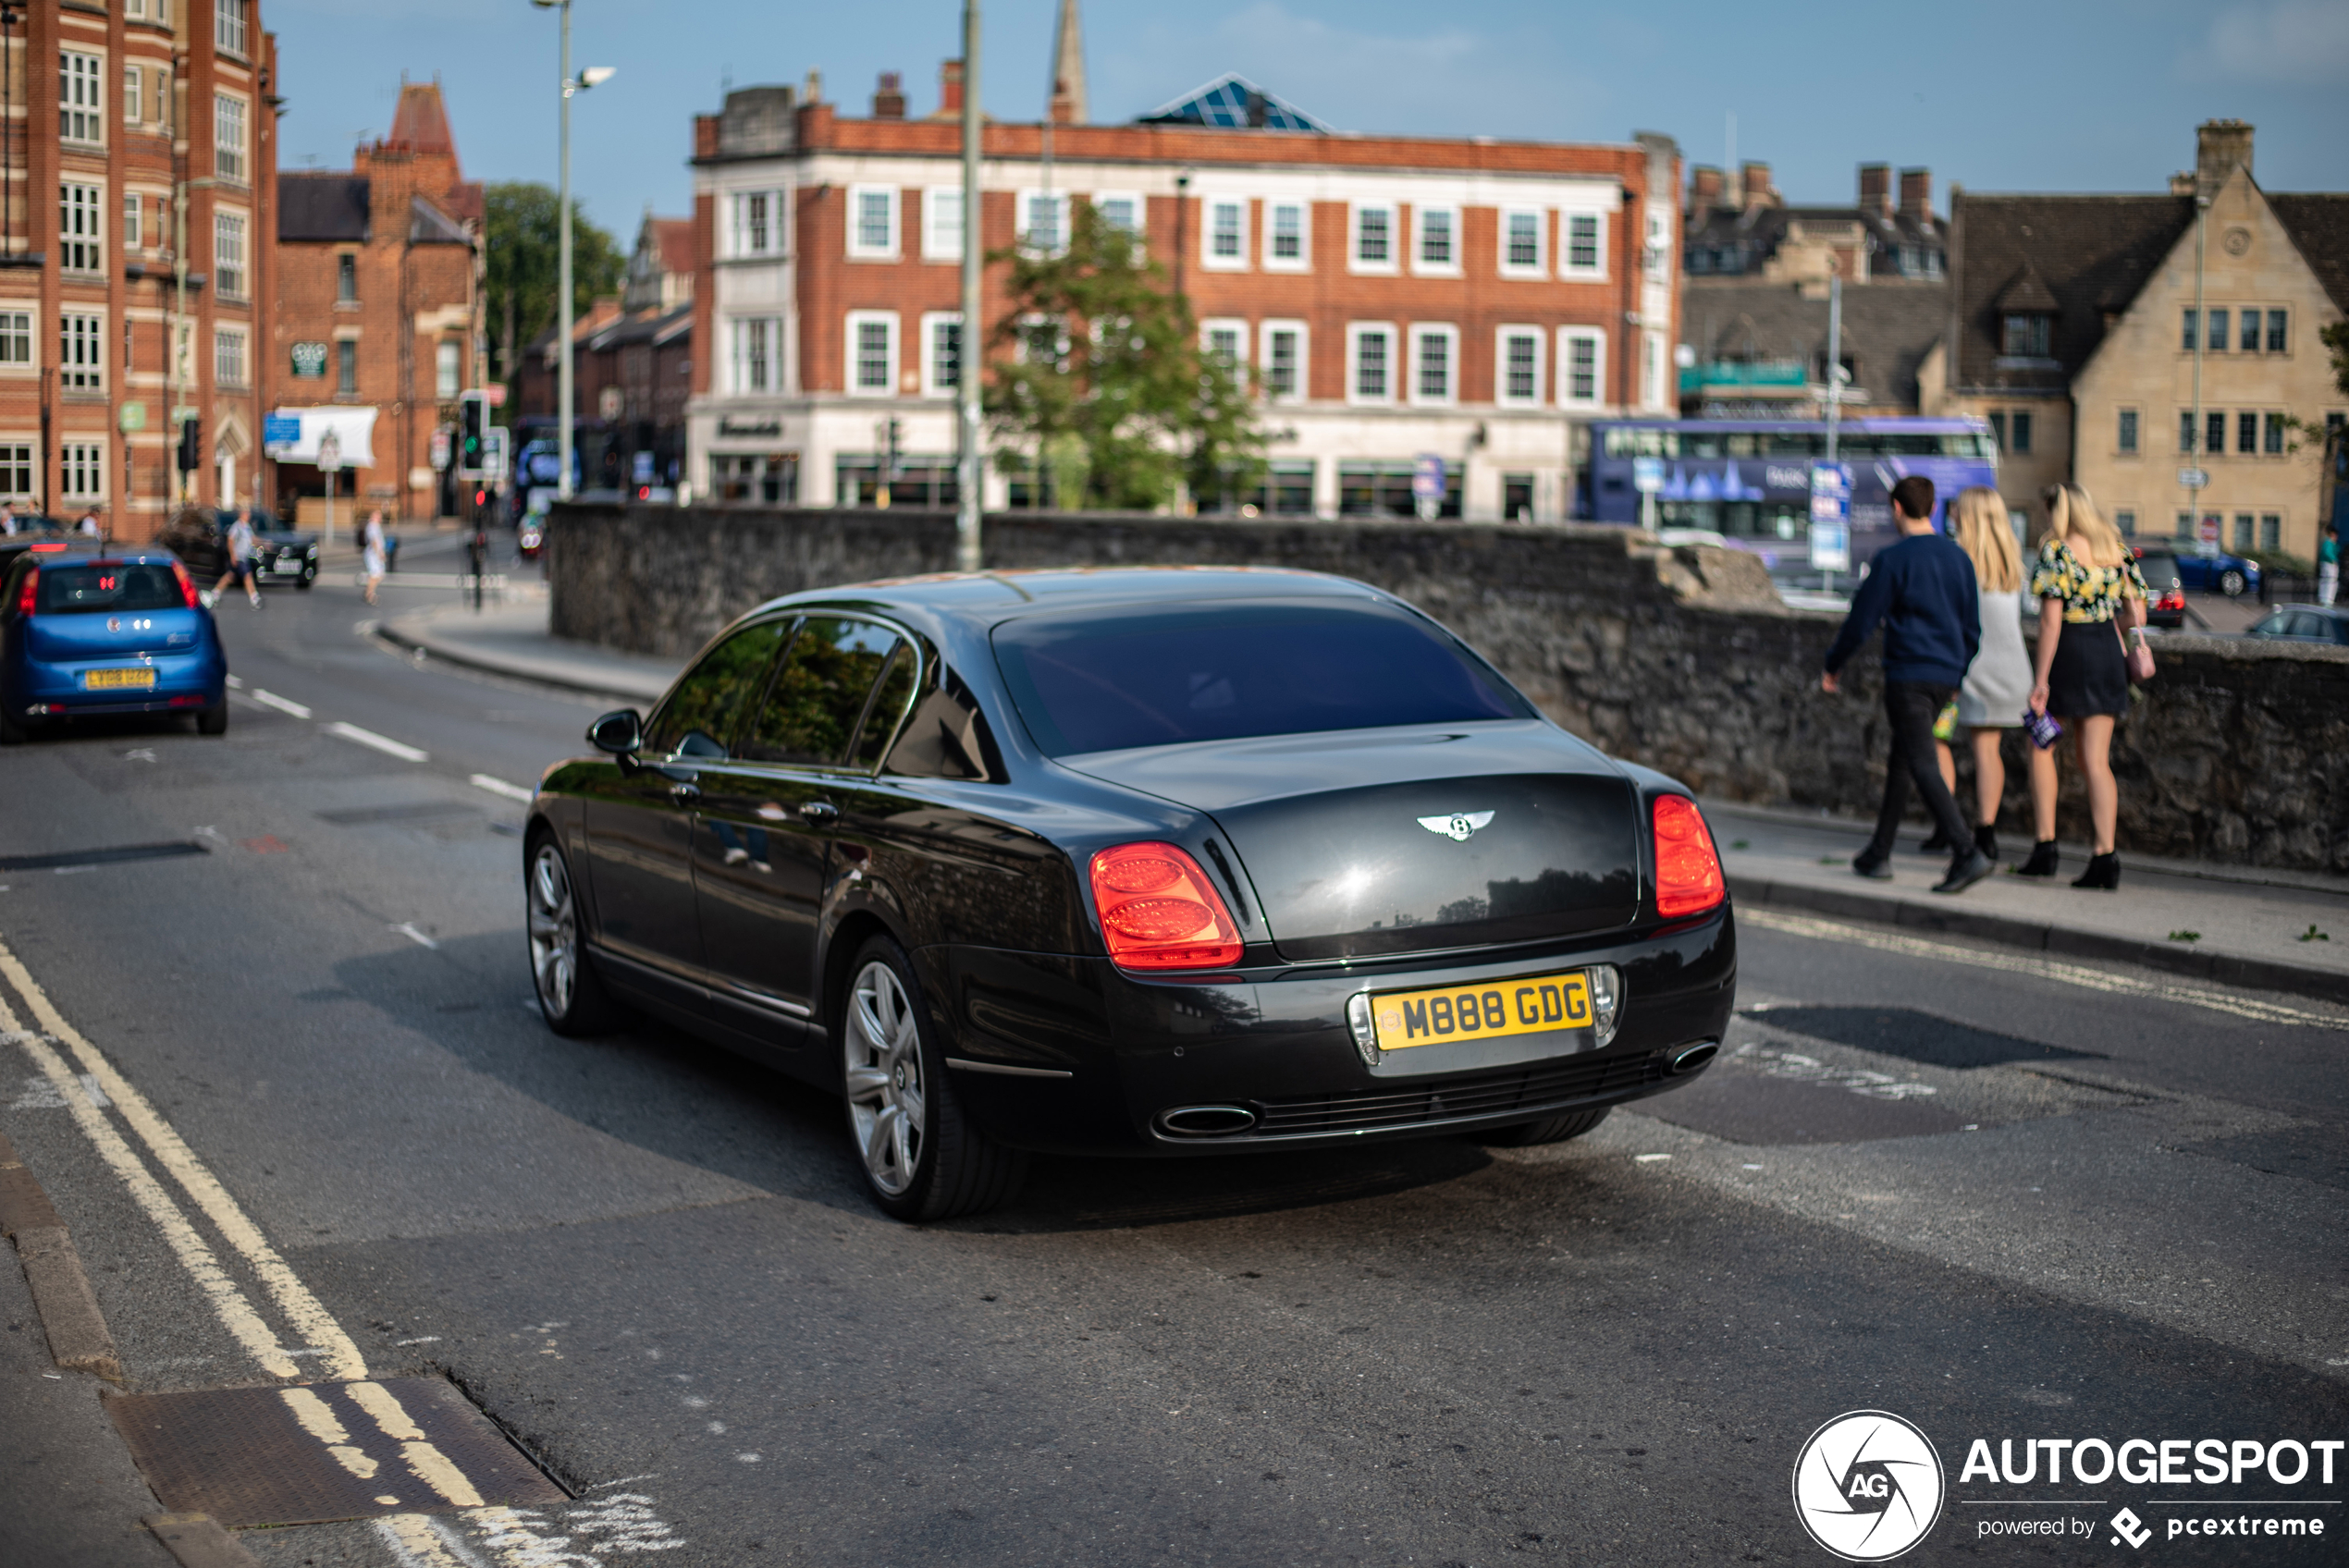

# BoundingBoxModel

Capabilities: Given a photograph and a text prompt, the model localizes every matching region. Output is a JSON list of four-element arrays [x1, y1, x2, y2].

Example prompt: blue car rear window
[[991, 600, 1531, 756], [36, 563, 184, 615]]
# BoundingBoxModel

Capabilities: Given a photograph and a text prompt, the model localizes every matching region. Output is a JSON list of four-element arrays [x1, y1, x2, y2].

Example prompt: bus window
[[1726, 434, 1756, 457], [1873, 435, 1945, 455], [1765, 431, 1825, 456]]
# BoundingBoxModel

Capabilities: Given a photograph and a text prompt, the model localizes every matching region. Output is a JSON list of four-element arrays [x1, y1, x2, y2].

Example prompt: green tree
[[483, 181, 625, 394], [985, 203, 1265, 511]]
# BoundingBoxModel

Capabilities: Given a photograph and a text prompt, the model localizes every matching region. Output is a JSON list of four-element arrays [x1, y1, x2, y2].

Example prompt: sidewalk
[[366, 600, 2349, 1005]]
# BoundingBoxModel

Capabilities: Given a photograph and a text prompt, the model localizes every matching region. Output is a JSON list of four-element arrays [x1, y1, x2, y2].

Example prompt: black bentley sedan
[[523, 569, 1735, 1220]]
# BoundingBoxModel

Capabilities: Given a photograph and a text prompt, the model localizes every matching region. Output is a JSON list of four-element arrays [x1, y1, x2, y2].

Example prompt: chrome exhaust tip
[[1668, 1041, 1719, 1075], [1155, 1104, 1260, 1138]]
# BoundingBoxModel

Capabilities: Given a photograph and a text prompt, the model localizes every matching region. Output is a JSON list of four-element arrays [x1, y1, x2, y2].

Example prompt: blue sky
[[270, 0, 2348, 239]]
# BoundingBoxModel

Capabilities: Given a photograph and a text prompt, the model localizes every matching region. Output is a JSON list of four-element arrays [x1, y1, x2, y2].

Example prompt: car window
[[642, 619, 791, 759], [991, 600, 1533, 757], [2288, 611, 2324, 638], [845, 643, 920, 771], [2136, 553, 2180, 584], [35, 563, 185, 615], [740, 617, 903, 766], [2252, 611, 2292, 636]]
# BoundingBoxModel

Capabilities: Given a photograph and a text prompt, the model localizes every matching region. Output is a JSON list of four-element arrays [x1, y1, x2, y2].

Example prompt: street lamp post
[[531, 0, 612, 503], [955, 0, 982, 571]]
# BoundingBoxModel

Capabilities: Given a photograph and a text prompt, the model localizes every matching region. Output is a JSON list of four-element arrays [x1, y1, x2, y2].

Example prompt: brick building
[[272, 80, 481, 524], [686, 45, 1679, 520], [0, 0, 275, 538]]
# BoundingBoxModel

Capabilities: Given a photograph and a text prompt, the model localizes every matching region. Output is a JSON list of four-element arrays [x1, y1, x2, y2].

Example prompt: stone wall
[[547, 504, 2349, 872]]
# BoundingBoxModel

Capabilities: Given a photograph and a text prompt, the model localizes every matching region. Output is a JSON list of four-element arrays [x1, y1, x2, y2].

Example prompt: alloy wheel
[[843, 960, 926, 1196], [528, 844, 578, 1017]]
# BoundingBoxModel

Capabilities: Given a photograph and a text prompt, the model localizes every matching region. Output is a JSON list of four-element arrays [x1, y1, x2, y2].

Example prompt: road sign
[[1808, 462, 1852, 573], [430, 428, 451, 472], [118, 402, 147, 434], [1411, 454, 1447, 502], [483, 384, 508, 409], [1631, 457, 1665, 495], [316, 430, 343, 474], [2178, 466, 2209, 490], [2197, 513, 2220, 548], [632, 450, 655, 486], [482, 427, 510, 484]]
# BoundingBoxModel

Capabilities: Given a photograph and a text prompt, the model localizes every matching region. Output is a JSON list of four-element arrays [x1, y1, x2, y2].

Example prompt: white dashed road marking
[[249, 689, 314, 719], [467, 774, 535, 804], [323, 721, 429, 762]]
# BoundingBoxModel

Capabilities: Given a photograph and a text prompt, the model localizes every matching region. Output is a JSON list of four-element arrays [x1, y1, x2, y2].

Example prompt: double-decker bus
[[1581, 416, 1998, 571]]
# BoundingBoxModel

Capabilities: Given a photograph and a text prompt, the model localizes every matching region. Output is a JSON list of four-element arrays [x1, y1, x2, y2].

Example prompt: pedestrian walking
[[0, 503, 17, 535], [2019, 484, 2148, 889], [1820, 474, 1993, 894], [362, 509, 388, 606], [2320, 521, 2340, 607], [1924, 487, 2034, 864], [75, 508, 100, 537], [214, 507, 262, 610]]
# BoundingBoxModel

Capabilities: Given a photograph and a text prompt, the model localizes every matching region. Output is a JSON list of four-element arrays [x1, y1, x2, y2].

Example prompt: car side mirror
[[588, 709, 642, 755]]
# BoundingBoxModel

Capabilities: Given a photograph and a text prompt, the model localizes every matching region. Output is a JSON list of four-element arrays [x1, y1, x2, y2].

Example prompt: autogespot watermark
[[1794, 1413, 2344, 1558]]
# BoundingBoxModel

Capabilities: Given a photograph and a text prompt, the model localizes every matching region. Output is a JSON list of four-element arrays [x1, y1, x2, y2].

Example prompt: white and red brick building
[[684, 63, 1679, 519]]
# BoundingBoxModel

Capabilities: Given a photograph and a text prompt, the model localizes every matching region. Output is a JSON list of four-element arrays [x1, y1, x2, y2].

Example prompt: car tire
[[1473, 1105, 1612, 1147], [838, 935, 1027, 1222], [195, 700, 228, 736], [297, 569, 315, 590], [2220, 570, 2247, 598], [527, 833, 625, 1037]]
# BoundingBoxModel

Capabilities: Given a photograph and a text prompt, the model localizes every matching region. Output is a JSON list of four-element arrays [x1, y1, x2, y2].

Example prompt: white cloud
[[2203, 1, 2349, 83]]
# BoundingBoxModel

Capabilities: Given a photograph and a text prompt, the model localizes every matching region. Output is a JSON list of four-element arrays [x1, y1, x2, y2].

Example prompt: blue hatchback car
[[0, 545, 228, 742]]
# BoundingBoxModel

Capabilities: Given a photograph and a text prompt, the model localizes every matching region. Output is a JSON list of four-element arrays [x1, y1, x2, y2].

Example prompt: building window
[[2118, 408, 2138, 454], [2238, 410, 2258, 454], [738, 191, 771, 256], [2177, 410, 2194, 453], [1413, 205, 1456, 272], [0, 444, 30, 498], [59, 184, 100, 274], [2240, 309, 2261, 353], [2208, 309, 2229, 353], [2233, 513, 2254, 551], [215, 94, 246, 183], [2115, 510, 2135, 536], [337, 339, 358, 395], [710, 452, 798, 506], [1564, 214, 1602, 273], [62, 441, 103, 500], [0, 311, 28, 365], [60, 314, 101, 389], [2207, 410, 2226, 458], [1988, 411, 2007, 450], [337, 253, 357, 301], [2267, 310, 2288, 353], [1261, 322, 1305, 400], [1206, 200, 1245, 265], [216, 0, 247, 55], [922, 312, 961, 397], [1201, 318, 1247, 368], [732, 318, 772, 393], [214, 211, 246, 298], [1411, 325, 1455, 405], [122, 64, 141, 126], [847, 311, 897, 396], [1496, 327, 1543, 407], [1265, 201, 1306, 269], [848, 186, 897, 258], [1018, 191, 1069, 256], [1500, 209, 1543, 275], [436, 339, 461, 400], [1351, 204, 1396, 271], [2000, 314, 2049, 358], [1349, 325, 1394, 402], [2010, 410, 2034, 454], [2181, 310, 2197, 351], [2264, 412, 2286, 455], [122, 193, 141, 251], [60, 52, 101, 144], [1560, 329, 1603, 404], [920, 188, 962, 263], [1092, 193, 1140, 235], [2260, 513, 2281, 550], [215, 328, 247, 389]]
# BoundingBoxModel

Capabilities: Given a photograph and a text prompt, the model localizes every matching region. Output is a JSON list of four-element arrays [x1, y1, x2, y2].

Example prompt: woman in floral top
[[2020, 484, 2147, 889]]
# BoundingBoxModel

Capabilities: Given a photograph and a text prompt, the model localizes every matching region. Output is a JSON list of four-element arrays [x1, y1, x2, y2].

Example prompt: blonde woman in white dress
[[1927, 487, 2033, 864]]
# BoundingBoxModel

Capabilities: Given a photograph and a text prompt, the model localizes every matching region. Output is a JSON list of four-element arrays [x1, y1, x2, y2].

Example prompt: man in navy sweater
[[1821, 474, 1992, 893]]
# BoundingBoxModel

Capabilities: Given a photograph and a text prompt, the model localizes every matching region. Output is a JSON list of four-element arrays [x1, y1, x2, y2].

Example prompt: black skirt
[[2046, 619, 2129, 718]]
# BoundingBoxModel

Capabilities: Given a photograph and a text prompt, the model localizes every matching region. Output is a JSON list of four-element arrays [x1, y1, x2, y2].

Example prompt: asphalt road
[[3, 551, 2343, 1568]]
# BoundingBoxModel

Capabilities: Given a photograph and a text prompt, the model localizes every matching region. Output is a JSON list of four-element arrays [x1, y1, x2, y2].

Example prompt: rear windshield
[[991, 600, 1532, 756], [36, 563, 184, 615]]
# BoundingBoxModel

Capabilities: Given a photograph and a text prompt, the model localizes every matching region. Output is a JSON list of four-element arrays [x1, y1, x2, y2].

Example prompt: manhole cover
[[106, 1378, 566, 1527]]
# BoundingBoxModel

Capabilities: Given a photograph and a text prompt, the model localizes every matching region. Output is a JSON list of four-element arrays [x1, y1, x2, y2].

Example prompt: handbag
[[2123, 624, 2155, 683]]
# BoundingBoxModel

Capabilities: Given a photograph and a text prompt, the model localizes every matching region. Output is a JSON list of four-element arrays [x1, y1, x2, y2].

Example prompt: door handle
[[797, 800, 839, 825], [670, 780, 702, 805]]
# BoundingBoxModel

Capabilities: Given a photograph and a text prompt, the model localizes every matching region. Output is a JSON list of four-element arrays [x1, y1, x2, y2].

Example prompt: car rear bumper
[[7, 652, 226, 717], [923, 904, 1737, 1157]]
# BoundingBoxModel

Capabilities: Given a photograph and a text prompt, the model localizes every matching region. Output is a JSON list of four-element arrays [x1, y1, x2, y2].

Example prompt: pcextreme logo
[[1793, 1410, 1948, 1562]]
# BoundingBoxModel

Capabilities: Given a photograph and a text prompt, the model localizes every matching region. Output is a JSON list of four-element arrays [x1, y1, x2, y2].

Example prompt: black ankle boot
[[1973, 824, 1998, 863], [2072, 852, 2121, 891], [2014, 839, 2060, 877], [1919, 826, 1954, 853]]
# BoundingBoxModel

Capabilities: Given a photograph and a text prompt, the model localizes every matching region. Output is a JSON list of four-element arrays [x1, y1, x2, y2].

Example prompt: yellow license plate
[[82, 668, 155, 691], [1371, 971, 1593, 1052]]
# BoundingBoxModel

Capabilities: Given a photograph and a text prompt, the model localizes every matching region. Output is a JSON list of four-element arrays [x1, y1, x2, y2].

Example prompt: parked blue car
[[2171, 547, 2261, 598], [0, 546, 228, 742]]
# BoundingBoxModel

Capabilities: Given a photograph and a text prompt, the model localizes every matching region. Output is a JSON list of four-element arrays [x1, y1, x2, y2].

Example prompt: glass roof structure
[[1136, 75, 1327, 132]]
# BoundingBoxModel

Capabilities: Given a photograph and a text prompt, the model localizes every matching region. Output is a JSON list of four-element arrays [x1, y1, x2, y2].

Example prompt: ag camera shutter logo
[[1792, 1410, 1946, 1562]]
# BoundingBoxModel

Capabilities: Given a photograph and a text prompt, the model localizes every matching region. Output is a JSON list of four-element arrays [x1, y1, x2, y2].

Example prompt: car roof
[[749, 566, 1390, 631]]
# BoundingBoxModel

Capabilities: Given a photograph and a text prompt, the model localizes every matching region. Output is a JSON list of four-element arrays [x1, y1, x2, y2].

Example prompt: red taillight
[[14, 567, 35, 618], [1652, 795, 1725, 919], [171, 560, 201, 608], [29, 541, 66, 553], [2158, 590, 2184, 611], [1088, 841, 1244, 971]]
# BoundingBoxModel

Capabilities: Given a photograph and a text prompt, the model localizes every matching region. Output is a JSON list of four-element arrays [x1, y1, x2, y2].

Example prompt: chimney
[[872, 70, 905, 119], [1690, 165, 1724, 217], [2195, 118, 2253, 197], [803, 68, 823, 104], [2170, 171, 2197, 196], [1858, 163, 1892, 218], [1898, 167, 1931, 222], [937, 59, 964, 116], [1740, 161, 1777, 207]]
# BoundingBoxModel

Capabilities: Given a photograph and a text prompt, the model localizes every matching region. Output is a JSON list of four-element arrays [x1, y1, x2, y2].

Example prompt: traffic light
[[176, 416, 201, 473], [457, 390, 486, 479]]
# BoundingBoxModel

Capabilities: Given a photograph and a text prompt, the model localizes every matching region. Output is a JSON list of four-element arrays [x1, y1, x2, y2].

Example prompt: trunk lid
[[1063, 722, 1643, 962]]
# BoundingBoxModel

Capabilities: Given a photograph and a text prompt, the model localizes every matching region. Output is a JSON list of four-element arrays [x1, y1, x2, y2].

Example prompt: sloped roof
[[1949, 193, 2193, 392], [1994, 263, 2060, 312], [2269, 194, 2349, 315], [1684, 281, 1949, 409], [1684, 201, 1945, 280], [279, 173, 370, 241], [386, 81, 457, 155], [408, 196, 471, 245], [1138, 74, 1325, 132]]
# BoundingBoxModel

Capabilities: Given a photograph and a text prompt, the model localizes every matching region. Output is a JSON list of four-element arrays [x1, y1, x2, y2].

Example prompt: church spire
[[1049, 0, 1087, 125]]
